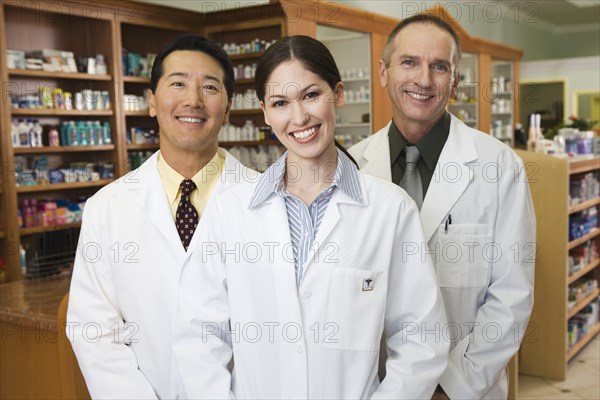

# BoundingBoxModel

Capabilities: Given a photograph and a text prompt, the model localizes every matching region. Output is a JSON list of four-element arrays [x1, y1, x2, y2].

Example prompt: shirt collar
[[157, 151, 222, 206], [249, 148, 364, 208], [388, 112, 451, 170]]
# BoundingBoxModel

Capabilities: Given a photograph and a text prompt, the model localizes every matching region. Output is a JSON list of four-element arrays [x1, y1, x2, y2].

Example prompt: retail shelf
[[569, 157, 600, 175], [336, 123, 370, 128], [492, 112, 512, 116], [125, 110, 149, 116], [235, 78, 254, 85], [16, 179, 113, 193], [568, 288, 600, 319], [448, 102, 477, 106], [127, 144, 159, 151], [20, 222, 82, 236], [229, 52, 264, 61], [569, 258, 600, 285], [14, 145, 115, 154], [567, 322, 600, 362], [8, 69, 111, 81], [569, 197, 600, 214], [230, 109, 262, 115], [11, 109, 113, 116], [569, 228, 600, 250], [220, 140, 281, 147], [122, 76, 150, 83], [343, 77, 369, 83]]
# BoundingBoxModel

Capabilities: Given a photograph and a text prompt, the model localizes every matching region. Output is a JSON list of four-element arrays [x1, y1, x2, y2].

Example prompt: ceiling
[[494, 0, 599, 26]]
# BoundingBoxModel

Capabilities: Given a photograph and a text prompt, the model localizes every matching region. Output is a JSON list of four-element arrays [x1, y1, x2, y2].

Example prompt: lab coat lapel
[[360, 122, 392, 181], [420, 116, 478, 243], [131, 152, 187, 261], [184, 150, 237, 260], [262, 196, 298, 290], [303, 182, 366, 279]]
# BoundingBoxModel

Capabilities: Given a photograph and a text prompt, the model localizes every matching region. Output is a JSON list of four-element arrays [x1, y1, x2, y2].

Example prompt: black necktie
[[176, 179, 199, 251]]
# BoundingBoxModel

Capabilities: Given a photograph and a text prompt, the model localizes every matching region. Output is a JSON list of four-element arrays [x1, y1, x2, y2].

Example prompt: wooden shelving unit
[[11, 109, 113, 116], [122, 76, 150, 83], [8, 69, 111, 81], [569, 197, 600, 214], [0, 0, 203, 279], [16, 180, 113, 193], [567, 322, 600, 361], [14, 145, 115, 154], [518, 151, 600, 380], [20, 222, 82, 236]]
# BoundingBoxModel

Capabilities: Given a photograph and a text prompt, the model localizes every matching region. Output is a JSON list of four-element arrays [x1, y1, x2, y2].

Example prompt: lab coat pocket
[[437, 223, 492, 288], [324, 268, 387, 351]]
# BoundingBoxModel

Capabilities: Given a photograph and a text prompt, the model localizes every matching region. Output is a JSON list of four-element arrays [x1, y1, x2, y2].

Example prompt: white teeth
[[408, 92, 432, 100], [291, 127, 317, 140], [178, 117, 204, 123]]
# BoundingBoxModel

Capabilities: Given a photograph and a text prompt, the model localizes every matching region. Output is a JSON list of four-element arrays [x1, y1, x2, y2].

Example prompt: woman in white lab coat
[[174, 35, 448, 400]]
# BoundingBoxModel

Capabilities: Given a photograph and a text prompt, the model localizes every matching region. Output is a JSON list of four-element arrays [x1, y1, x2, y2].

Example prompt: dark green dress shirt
[[389, 112, 451, 197]]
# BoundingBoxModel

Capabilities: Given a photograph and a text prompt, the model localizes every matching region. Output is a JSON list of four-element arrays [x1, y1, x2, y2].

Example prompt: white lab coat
[[349, 114, 536, 399], [67, 149, 258, 399], [174, 169, 449, 399]]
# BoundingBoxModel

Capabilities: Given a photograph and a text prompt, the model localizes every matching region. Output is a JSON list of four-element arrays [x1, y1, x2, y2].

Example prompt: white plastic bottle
[[11, 120, 19, 147], [33, 119, 43, 147], [242, 120, 254, 141], [16, 119, 29, 147]]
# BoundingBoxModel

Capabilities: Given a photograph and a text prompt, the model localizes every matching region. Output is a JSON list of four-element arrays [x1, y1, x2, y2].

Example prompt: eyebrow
[[267, 82, 320, 101], [397, 54, 452, 67], [166, 72, 222, 82]]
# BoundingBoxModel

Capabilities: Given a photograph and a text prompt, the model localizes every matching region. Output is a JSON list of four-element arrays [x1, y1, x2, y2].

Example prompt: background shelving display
[[448, 53, 479, 130], [317, 25, 372, 148], [518, 151, 600, 380], [0, 1, 203, 278], [489, 60, 515, 144]]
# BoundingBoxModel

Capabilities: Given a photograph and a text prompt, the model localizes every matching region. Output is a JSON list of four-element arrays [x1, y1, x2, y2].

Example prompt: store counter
[[0, 275, 89, 399]]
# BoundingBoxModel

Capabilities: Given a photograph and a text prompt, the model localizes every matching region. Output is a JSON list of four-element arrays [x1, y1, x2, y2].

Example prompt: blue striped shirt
[[249, 149, 364, 287]]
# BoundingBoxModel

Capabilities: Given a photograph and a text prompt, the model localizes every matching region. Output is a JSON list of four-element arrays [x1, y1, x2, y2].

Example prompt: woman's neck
[[284, 145, 337, 206]]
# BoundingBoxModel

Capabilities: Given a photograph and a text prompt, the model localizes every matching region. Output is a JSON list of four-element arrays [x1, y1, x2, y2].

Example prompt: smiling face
[[148, 50, 230, 160], [261, 60, 344, 164], [380, 22, 459, 137]]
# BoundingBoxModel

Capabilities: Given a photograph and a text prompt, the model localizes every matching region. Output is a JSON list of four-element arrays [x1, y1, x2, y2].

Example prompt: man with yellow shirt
[[67, 34, 257, 399]]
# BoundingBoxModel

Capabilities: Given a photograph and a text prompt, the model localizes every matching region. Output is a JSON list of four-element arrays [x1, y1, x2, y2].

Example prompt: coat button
[[302, 289, 311, 298]]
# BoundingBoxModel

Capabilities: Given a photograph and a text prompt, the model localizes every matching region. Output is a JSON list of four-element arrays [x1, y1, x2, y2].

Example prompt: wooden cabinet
[[434, 6, 522, 147], [0, 1, 202, 278], [518, 151, 600, 380], [317, 26, 373, 147]]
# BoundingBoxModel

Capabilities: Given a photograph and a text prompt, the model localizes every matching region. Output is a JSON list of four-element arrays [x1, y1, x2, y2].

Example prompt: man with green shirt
[[349, 14, 536, 400]]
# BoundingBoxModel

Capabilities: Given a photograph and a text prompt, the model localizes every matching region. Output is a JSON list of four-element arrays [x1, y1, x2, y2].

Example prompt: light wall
[[520, 56, 600, 120], [342, 1, 598, 61]]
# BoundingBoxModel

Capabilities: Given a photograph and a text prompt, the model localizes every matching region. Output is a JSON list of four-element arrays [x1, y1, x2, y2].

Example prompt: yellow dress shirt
[[157, 150, 224, 220]]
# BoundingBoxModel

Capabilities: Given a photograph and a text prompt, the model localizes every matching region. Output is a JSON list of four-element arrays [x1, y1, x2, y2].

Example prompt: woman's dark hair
[[150, 34, 235, 100], [255, 35, 341, 102], [255, 35, 358, 167]]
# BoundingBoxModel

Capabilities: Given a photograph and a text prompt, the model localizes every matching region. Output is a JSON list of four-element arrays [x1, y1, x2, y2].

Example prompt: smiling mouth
[[176, 116, 207, 124], [289, 125, 320, 141], [406, 91, 435, 101]]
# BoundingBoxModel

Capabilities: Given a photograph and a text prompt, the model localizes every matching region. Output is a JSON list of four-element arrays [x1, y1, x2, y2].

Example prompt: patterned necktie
[[401, 146, 423, 210], [176, 179, 199, 251]]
